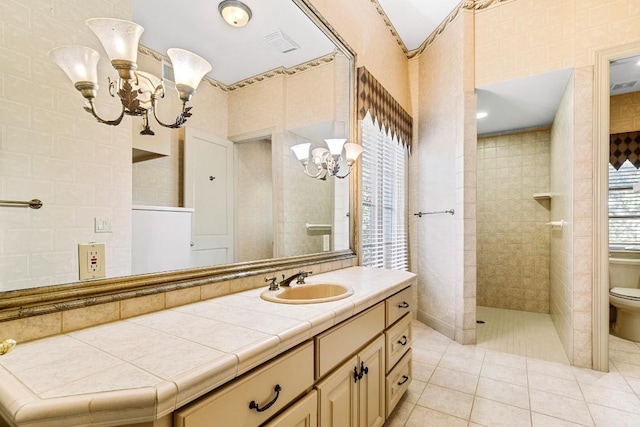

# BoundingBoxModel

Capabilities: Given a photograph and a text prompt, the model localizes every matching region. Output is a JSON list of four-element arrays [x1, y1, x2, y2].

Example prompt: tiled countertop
[[0, 267, 416, 427]]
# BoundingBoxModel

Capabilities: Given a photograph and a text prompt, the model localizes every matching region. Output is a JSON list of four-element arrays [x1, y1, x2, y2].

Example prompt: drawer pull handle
[[397, 302, 409, 308], [398, 335, 408, 346], [249, 384, 282, 412], [398, 375, 409, 386], [353, 366, 359, 383]]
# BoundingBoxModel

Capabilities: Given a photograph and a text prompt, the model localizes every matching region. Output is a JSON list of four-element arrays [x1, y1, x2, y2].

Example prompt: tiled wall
[[413, 10, 477, 344], [549, 74, 575, 365], [235, 139, 273, 262], [477, 129, 551, 314], [472, 0, 635, 372], [0, 0, 133, 291], [610, 91, 640, 134]]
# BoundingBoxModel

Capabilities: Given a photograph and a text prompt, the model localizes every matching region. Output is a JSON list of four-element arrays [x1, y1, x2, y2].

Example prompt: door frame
[[593, 41, 640, 371]]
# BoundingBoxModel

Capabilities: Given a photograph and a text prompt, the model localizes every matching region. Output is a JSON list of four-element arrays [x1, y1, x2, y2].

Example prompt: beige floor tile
[[429, 366, 479, 395], [404, 379, 427, 404], [609, 337, 640, 354], [383, 398, 414, 427], [610, 349, 640, 366], [404, 405, 468, 427], [610, 361, 640, 379], [529, 390, 594, 427], [483, 349, 527, 370], [531, 412, 591, 426], [412, 360, 436, 382], [582, 386, 640, 415], [481, 361, 528, 387], [470, 397, 531, 427], [476, 376, 530, 409], [588, 403, 640, 427], [439, 353, 483, 376], [417, 384, 474, 420], [576, 371, 634, 394], [527, 371, 583, 400], [412, 346, 445, 365], [527, 358, 576, 380]]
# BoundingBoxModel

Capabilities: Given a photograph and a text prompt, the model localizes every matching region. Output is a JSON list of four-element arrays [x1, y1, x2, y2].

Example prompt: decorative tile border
[[370, 0, 517, 59], [139, 45, 337, 93]]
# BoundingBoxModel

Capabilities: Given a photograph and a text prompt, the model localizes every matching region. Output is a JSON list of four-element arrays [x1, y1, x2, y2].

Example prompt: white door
[[184, 128, 234, 267]]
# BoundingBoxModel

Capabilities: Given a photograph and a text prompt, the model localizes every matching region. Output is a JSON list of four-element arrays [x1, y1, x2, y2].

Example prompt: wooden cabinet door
[[265, 390, 317, 427], [316, 355, 358, 427], [358, 336, 385, 427]]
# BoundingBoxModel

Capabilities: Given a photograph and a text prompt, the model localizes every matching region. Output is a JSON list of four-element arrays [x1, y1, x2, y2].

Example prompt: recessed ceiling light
[[477, 112, 488, 119]]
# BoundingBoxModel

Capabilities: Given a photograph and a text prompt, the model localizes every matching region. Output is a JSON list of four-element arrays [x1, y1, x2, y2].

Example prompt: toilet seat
[[610, 287, 640, 301]]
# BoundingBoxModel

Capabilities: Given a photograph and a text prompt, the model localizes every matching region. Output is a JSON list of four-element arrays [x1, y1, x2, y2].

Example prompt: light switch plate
[[78, 242, 106, 280], [94, 217, 112, 233]]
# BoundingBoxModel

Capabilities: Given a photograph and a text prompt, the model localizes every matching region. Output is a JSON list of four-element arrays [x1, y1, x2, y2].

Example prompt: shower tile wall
[[477, 130, 551, 313]]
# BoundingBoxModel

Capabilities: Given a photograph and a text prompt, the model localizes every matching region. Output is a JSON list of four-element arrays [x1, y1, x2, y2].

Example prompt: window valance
[[357, 67, 413, 151], [610, 131, 640, 170]]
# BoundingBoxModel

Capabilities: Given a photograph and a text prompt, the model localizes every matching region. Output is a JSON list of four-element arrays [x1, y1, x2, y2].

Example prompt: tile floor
[[385, 312, 640, 426]]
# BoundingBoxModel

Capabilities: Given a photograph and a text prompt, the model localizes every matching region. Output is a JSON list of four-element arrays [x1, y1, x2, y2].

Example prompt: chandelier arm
[[150, 98, 193, 129], [83, 99, 126, 126], [303, 163, 326, 179]]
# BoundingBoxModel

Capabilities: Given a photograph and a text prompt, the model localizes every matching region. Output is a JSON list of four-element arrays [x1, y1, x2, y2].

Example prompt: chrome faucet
[[280, 270, 313, 287]]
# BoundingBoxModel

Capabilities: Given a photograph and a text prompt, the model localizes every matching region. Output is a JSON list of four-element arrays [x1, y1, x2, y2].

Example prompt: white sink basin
[[260, 283, 353, 304]]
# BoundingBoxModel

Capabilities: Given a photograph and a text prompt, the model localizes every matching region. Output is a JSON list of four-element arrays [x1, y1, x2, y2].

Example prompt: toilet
[[610, 256, 640, 342]]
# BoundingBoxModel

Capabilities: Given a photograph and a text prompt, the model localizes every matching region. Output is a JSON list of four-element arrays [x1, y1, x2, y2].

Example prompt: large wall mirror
[[0, 0, 356, 317]]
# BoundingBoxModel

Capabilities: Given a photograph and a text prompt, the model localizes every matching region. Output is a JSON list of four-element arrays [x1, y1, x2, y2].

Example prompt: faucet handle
[[296, 270, 313, 284], [265, 276, 279, 291]]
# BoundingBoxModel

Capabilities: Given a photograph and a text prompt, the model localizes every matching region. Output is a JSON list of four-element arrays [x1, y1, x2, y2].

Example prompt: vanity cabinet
[[174, 341, 314, 427], [316, 335, 385, 427], [171, 286, 412, 427], [383, 286, 413, 417]]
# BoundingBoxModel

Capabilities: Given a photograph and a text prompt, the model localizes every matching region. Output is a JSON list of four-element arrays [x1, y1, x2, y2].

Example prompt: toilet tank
[[610, 256, 640, 289]]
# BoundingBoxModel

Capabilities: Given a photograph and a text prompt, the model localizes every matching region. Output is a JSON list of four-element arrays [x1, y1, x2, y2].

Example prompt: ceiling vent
[[264, 29, 300, 53], [611, 80, 638, 92]]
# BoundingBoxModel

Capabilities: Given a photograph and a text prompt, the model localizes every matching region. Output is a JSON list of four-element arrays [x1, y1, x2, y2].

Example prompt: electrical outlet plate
[[78, 242, 106, 280]]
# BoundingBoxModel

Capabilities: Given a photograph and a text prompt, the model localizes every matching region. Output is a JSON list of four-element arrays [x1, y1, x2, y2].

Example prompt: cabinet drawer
[[385, 349, 412, 418], [385, 313, 411, 372], [315, 303, 385, 379], [174, 341, 314, 427], [264, 389, 317, 427], [385, 286, 412, 327]]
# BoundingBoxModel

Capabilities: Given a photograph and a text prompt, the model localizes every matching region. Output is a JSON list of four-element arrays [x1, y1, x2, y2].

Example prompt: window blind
[[609, 160, 640, 247], [361, 113, 408, 270]]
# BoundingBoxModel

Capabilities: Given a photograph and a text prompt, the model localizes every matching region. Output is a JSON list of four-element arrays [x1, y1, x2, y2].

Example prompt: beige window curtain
[[610, 131, 640, 169], [357, 67, 412, 151]]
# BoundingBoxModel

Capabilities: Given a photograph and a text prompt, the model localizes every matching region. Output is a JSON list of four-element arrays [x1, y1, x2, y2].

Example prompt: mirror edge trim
[[0, 250, 356, 322]]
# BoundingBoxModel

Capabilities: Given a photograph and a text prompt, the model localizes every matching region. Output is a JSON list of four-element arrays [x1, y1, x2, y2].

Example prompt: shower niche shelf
[[533, 192, 552, 200]]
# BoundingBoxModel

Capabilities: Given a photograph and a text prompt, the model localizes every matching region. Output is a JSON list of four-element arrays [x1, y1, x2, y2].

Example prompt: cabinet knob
[[398, 335, 408, 346], [397, 302, 409, 308]]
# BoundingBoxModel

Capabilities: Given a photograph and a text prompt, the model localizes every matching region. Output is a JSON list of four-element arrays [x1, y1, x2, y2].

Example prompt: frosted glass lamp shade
[[291, 143, 311, 164], [344, 143, 363, 165], [49, 46, 100, 85], [86, 18, 143, 63], [167, 48, 212, 92], [325, 139, 346, 157], [219, 0, 252, 27]]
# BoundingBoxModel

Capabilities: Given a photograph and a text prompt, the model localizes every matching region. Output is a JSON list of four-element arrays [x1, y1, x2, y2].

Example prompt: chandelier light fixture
[[218, 0, 252, 27], [291, 139, 363, 180], [49, 18, 212, 134]]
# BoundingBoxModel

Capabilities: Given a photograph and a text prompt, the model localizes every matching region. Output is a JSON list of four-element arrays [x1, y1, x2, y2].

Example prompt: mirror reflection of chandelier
[[49, 18, 211, 135], [291, 139, 363, 180]]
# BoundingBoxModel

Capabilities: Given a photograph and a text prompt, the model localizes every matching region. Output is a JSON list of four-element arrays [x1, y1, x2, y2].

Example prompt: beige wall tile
[[62, 302, 120, 333], [120, 294, 165, 319]]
